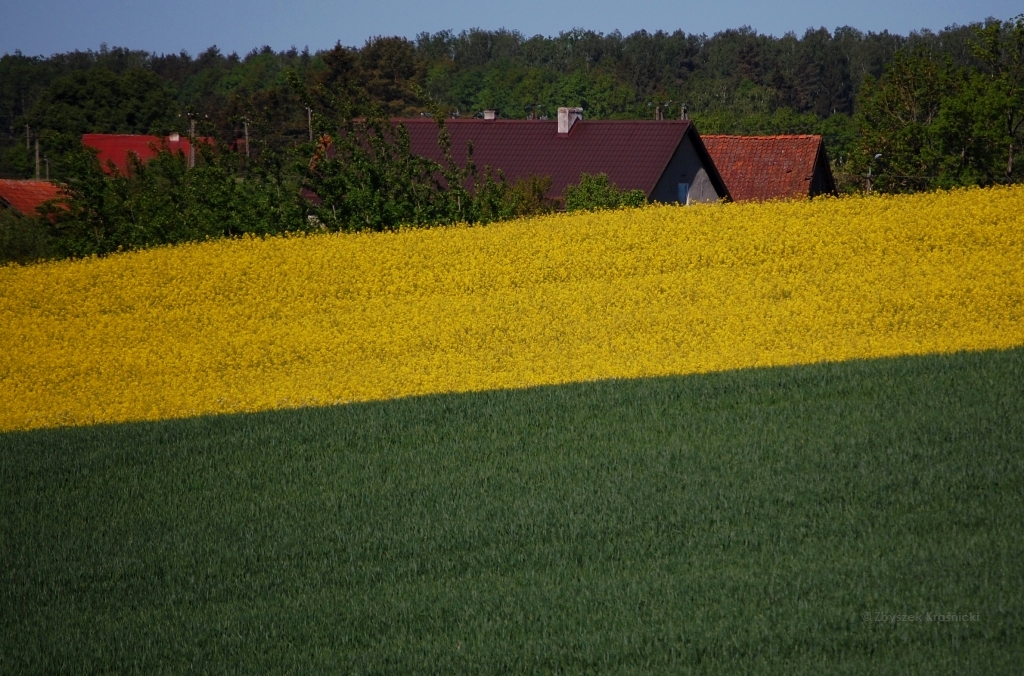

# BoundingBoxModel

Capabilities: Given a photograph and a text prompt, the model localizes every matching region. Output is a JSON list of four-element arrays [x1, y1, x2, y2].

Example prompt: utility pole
[[306, 107, 313, 142], [188, 115, 196, 169], [243, 119, 250, 158], [26, 124, 30, 150], [35, 139, 40, 179]]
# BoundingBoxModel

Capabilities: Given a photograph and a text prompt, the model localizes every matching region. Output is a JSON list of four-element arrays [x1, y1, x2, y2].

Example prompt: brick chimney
[[557, 107, 583, 134]]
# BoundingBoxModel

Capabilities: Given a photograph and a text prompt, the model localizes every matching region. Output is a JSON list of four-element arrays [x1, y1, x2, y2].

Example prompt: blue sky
[[1, 0, 1021, 57]]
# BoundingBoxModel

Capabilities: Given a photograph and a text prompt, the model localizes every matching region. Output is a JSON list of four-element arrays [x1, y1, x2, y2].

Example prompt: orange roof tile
[[0, 179, 63, 216], [701, 135, 832, 202]]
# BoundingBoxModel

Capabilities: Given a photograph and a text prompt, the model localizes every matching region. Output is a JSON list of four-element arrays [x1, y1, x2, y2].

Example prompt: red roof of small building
[[701, 135, 831, 202], [0, 179, 63, 216], [399, 118, 726, 199], [81, 133, 212, 173]]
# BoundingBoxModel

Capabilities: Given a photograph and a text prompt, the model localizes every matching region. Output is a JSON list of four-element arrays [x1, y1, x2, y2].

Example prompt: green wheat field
[[2, 348, 1023, 673]]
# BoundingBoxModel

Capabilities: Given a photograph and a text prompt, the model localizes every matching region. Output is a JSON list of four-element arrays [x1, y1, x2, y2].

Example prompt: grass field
[[3, 348, 1022, 673]]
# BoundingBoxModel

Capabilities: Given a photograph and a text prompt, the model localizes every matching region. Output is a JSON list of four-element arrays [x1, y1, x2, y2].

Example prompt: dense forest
[[1, 18, 1022, 261], [2, 19, 1021, 179]]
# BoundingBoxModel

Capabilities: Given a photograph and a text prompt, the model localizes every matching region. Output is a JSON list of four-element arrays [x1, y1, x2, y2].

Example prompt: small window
[[677, 182, 690, 205]]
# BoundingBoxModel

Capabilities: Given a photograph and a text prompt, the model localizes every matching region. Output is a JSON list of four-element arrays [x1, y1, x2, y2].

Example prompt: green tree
[[26, 68, 176, 136], [853, 48, 959, 192], [46, 141, 306, 257], [303, 117, 454, 231], [970, 15, 1024, 179], [359, 37, 423, 116], [853, 22, 1023, 193]]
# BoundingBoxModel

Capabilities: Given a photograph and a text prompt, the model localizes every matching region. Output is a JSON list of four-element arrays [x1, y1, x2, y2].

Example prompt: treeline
[[2, 19, 1019, 181]]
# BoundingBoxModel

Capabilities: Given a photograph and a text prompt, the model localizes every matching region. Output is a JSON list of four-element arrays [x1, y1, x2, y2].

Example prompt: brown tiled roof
[[399, 119, 726, 199], [82, 134, 213, 173], [0, 179, 63, 216], [701, 135, 830, 202]]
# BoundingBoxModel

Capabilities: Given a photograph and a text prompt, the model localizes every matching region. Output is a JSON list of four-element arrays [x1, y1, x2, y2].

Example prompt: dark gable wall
[[809, 145, 838, 197], [650, 133, 722, 204]]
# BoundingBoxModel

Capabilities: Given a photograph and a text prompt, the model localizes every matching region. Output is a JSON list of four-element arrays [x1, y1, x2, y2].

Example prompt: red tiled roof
[[399, 119, 717, 198], [81, 134, 212, 173], [0, 179, 63, 216], [701, 135, 829, 202]]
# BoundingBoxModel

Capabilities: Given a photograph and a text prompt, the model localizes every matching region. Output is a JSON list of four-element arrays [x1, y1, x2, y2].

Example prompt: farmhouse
[[82, 133, 210, 173], [0, 179, 62, 217], [701, 134, 837, 201], [401, 108, 731, 205]]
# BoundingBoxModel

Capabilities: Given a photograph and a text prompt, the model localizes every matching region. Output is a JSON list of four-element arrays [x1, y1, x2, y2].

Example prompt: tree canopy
[[853, 16, 1024, 191], [1, 21, 998, 182]]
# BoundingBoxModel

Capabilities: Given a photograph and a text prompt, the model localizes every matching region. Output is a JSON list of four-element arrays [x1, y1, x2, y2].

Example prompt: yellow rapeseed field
[[2, 186, 1023, 431]]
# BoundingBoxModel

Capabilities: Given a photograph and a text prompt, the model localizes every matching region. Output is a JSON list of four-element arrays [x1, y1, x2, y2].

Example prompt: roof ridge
[[702, 134, 821, 140]]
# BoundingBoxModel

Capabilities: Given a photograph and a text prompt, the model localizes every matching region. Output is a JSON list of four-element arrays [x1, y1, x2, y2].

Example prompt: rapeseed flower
[[2, 186, 1022, 431]]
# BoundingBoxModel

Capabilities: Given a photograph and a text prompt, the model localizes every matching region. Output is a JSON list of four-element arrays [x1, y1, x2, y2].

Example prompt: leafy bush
[[473, 171, 554, 224], [563, 173, 646, 212]]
